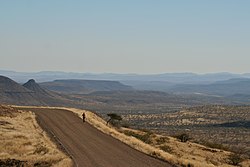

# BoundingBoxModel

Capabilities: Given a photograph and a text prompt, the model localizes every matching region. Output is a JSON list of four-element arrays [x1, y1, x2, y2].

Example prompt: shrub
[[123, 130, 153, 144], [156, 136, 169, 145], [121, 122, 130, 128], [228, 153, 243, 166], [159, 145, 172, 153], [34, 161, 51, 167], [181, 163, 194, 167], [175, 133, 190, 142], [0, 159, 28, 167], [34, 145, 49, 155]]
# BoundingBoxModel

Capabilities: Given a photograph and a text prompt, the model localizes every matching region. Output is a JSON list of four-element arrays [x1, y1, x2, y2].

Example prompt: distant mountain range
[[169, 78, 250, 96], [1, 74, 250, 107], [1, 70, 250, 84], [1, 70, 250, 99]]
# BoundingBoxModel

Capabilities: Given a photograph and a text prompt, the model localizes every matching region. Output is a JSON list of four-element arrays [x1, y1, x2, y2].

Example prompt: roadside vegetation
[[123, 105, 250, 158], [66, 107, 250, 167], [106, 113, 122, 126], [14, 106, 250, 167], [0, 105, 72, 167]]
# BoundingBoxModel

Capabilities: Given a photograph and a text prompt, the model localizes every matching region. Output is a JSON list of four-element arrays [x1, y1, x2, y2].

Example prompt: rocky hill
[[0, 76, 31, 93], [0, 76, 36, 105], [23, 79, 58, 97], [0, 76, 72, 106]]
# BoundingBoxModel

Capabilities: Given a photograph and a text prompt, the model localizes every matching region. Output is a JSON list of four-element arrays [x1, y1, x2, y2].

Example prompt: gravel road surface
[[20, 108, 172, 167]]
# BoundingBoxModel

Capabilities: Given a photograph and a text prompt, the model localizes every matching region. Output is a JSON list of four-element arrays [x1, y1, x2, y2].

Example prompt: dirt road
[[21, 108, 172, 167]]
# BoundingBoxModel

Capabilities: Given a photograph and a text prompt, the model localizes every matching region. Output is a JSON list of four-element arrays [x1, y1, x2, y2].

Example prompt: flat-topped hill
[[40, 79, 133, 94]]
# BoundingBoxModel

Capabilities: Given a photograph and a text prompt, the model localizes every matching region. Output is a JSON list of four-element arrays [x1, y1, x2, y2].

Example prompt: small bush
[[0, 159, 28, 167], [123, 130, 153, 144], [34, 145, 49, 155], [156, 136, 169, 145], [228, 153, 243, 166], [140, 129, 152, 133], [181, 163, 194, 167], [159, 145, 172, 153], [175, 133, 189, 142], [34, 161, 51, 167], [108, 120, 121, 127], [121, 122, 130, 128]]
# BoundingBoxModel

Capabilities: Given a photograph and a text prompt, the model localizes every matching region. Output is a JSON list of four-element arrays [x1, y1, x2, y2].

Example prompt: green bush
[[175, 133, 190, 142], [228, 153, 243, 166]]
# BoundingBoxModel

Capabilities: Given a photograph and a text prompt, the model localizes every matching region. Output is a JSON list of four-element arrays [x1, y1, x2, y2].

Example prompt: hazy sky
[[1, 0, 249, 74]]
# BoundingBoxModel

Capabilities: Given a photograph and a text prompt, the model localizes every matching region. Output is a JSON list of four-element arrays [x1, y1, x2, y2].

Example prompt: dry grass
[[65, 107, 250, 167], [123, 105, 250, 155], [0, 105, 72, 167], [14, 106, 250, 167]]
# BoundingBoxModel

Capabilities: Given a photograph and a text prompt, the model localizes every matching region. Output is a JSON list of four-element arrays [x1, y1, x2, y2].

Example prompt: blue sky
[[0, 0, 249, 74]]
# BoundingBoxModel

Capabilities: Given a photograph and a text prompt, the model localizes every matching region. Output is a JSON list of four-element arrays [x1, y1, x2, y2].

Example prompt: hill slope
[[23, 79, 73, 106], [0, 76, 32, 93], [0, 76, 37, 105], [0, 76, 72, 106], [2, 70, 249, 83]]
